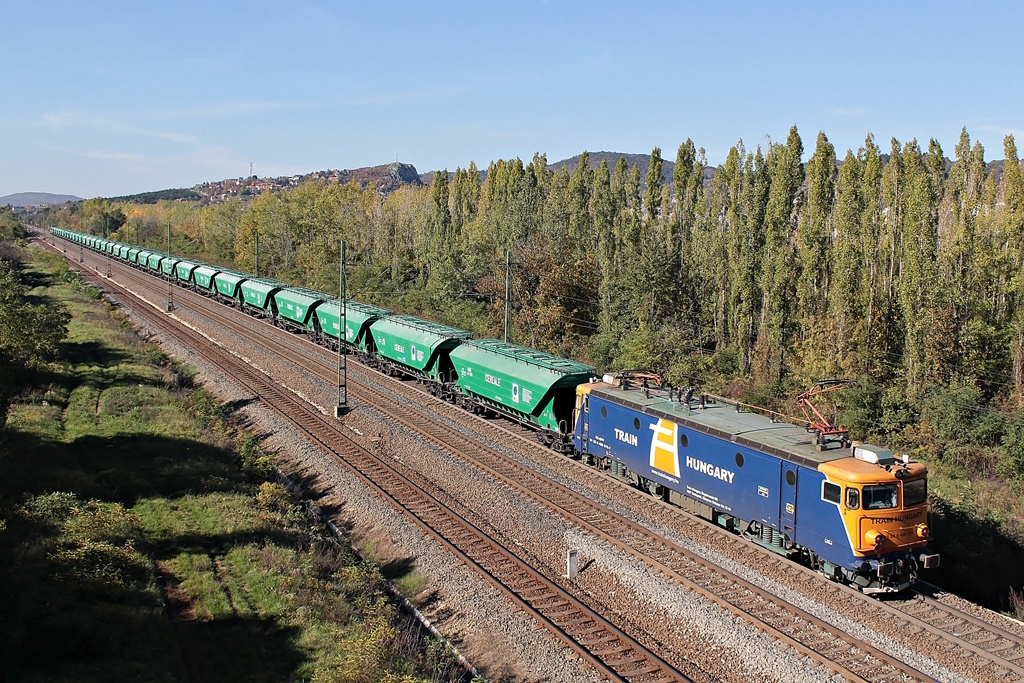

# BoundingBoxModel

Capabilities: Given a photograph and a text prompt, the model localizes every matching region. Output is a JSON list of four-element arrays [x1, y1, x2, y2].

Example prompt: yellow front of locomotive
[[819, 444, 939, 592]]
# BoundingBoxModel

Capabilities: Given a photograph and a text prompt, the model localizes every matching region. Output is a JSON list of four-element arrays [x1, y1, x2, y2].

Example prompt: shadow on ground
[[0, 427, 307, 682]]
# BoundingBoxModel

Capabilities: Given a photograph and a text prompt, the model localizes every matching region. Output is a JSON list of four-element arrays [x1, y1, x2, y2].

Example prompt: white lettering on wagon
[[485, 374, 501, 387], [685, 456, 735, 484]]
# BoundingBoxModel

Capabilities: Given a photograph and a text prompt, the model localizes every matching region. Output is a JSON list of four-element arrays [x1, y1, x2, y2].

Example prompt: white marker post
[[567, 549, 579, 579]]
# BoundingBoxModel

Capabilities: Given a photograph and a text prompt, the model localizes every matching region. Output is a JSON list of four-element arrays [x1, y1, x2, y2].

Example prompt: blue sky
[[2, 1, 1021, 198]]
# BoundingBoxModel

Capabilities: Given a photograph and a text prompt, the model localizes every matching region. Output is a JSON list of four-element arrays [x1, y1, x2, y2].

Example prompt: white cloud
[[979, 125, 1024, 141]]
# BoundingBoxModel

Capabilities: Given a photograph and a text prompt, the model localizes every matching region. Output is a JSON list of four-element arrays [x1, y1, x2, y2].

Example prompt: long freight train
[[49, 227, 940, 593]]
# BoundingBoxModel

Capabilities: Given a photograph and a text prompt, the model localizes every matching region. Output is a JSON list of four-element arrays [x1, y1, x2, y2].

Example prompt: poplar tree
[[714, 144, 743, 352], [591, 159, 618, 336], [1004, 136, 1024, 395], [754, 126, 803, 387], [672, 140, 702, 266], [896, 139, 943, 394], [450, 164, 480, 234], [797, 133, 837, 325], [795, 132, 838, 380], [829, 149, 865, 374], [426, 170, 462, 296], [736, 147, 770, 373], [943, 129, 996, 386], [568, 152, 594, 257], [857, 136, 888, 377], [644, 147, 664, 225]]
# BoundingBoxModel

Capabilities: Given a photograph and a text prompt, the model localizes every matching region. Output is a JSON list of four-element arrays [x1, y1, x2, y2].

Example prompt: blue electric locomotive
[[573, 376, 939, 593]]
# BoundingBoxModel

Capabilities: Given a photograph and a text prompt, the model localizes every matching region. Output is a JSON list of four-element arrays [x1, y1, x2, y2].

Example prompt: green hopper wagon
[[174, 260, 199, 285], [160, 257, 181, 278], [239, 277, 285, 318], [192, 265, 220, 293], [369, 315, 472, 383], [146, 253, 165, 272], [450, 339, 597, 443], [274, 287, 326, 333], [313, 299, 392, 354], [212, 270, 248, 305]]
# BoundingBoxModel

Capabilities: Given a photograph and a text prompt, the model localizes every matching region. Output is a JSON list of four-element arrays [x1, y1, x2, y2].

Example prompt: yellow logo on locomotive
[[649, 419, 680, 477]]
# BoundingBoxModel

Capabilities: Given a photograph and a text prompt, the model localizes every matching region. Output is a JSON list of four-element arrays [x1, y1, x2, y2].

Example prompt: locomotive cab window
[[822, 482, 841, 504], [903, 478, 927, 507], [863, 484, 898, 510], [845, 487, 860, 510]]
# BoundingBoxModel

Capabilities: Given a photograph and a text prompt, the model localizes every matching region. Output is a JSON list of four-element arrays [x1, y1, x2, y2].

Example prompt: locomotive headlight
[[916, 524, 930, 539], [865, 529, 885, 548]]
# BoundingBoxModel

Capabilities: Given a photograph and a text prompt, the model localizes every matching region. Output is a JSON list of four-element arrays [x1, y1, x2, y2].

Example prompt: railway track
[[45, 232, 1024, 682], [889, 586, 1024, 682], [40, 234, 690, 683]]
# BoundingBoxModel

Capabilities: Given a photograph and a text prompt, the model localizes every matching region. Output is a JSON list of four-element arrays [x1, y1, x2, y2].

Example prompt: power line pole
[[504, 249, 512, 342], [104, 215, 111, 278], [335, 239, 348, 418], [166, 222, 174, 312]]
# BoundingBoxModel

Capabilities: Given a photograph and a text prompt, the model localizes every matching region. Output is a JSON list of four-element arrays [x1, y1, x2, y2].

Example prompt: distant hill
[[551, 151, 717, 186], [338, 162, 422, 194], [107, 188, 203, 204], [0, 192, 82, 207], [550, 152, 671, 180]]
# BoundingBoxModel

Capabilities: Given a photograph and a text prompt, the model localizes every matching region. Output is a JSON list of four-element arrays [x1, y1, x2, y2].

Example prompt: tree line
[[37, 128, 1024, 461]]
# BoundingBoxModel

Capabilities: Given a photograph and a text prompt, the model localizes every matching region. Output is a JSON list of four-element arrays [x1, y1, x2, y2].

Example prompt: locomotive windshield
[[903, 478, 927, 507], [863, 484, 898, 510]]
